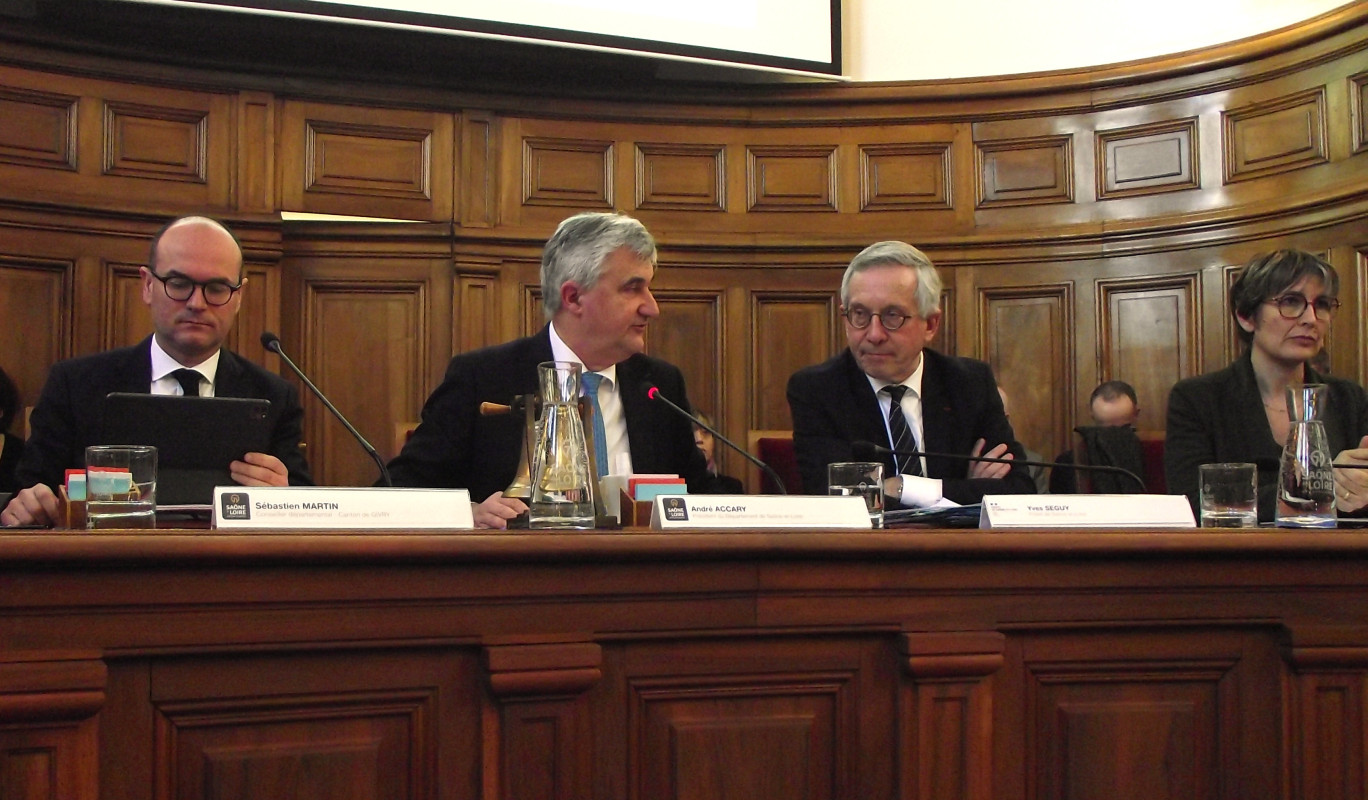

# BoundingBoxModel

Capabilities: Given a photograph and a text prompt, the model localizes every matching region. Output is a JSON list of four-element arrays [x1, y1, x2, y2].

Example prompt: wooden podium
[[1, 528, 1365, 800]]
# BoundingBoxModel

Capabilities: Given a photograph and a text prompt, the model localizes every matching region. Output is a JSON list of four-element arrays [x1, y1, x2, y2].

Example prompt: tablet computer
[[99, 393, 272, 506]]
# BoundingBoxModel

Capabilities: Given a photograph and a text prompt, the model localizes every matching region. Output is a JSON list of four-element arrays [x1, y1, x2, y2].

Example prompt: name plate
[[213, 486, 474, 529], [649, 494, 871, 529], [980, 494, 1196, 528]]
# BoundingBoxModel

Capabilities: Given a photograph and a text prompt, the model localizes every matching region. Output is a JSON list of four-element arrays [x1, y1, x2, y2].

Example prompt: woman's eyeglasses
[[1265, 293, 1340, 320]]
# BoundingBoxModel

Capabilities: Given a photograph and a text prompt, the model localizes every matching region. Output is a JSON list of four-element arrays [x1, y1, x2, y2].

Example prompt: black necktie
[[171, 368, 202, 397], [883, 385, 922, 477]]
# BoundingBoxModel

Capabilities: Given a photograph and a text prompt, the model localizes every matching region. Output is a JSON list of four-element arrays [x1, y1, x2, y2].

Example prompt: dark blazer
[[786, 348, 1035, 504], [1165, 352, 1368, 522], [387, 326, 709, 500], [16, 336, 312, 493]]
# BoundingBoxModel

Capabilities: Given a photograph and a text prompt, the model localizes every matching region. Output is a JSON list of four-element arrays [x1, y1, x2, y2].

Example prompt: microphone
[[260, 331, 392, 487], [852, 440, 1148, 493], [646, 386, 787, 494]]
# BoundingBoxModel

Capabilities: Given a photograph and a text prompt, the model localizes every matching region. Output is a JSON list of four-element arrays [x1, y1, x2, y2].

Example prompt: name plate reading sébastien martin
[[979, 494, 1195, 528], [650, 494, 871, 529], [214, 486, 474, 529]]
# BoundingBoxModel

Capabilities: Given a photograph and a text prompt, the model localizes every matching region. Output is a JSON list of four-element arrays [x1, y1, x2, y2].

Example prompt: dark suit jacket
[[387, 326, 709, 500], [16, 336, 313, 493], [1165, 352, 1368, 522], [786, 348, 1035, 504]]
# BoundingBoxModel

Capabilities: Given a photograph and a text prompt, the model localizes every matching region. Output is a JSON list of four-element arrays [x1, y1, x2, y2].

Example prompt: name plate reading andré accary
[[650, 494, 871, 529], [213, 486, 474, 530]]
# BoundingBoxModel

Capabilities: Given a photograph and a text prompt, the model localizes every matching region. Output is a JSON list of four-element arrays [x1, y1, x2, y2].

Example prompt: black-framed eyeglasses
[[149, 271, 242, 307], [1265, 293, 1340, 320], [842, 307, 915, 331]]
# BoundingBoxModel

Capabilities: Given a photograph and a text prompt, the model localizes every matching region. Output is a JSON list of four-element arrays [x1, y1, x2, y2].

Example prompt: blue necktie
[[883, 385, 922, 477], [582, 371, 609, 477]]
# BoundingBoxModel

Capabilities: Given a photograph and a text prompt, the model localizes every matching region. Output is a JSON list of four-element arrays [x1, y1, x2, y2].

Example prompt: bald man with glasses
[[1, 216, 311, 527], [786, 241, 1035, 507]]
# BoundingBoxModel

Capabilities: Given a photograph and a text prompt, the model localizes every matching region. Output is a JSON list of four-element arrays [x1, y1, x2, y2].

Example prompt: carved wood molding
[[483, 640, 603, 698], [900, 631, 1006, 679]]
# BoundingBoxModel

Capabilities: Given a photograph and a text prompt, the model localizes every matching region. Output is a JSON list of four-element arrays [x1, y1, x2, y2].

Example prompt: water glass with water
[[86, 445, 157, 530], [1199, 462, 1257, 528], [828, 461, 884, 528]]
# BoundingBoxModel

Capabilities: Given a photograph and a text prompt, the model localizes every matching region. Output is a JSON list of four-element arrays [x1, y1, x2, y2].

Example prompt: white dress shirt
[[866, 354, 944, 508], [549, 322, 633, 475], [149, 338, 221, 397]]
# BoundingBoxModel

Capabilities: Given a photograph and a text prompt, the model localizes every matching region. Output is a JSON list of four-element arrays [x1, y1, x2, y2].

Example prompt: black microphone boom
[[852, 440, 1148, 494], [647, 386, 787, 494], [260, 331, 392, 487]]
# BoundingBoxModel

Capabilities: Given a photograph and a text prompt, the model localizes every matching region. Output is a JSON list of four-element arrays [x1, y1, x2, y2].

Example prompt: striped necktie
[[582, 371, 609, 478], [171, 368, 202, 397], [883, 385, 922, 477]]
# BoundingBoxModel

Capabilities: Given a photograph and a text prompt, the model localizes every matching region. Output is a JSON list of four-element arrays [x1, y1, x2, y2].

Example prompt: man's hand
[[1333, 434, 1368, 513], [967, 438, 1012, 479], [230, 452, 290, 487], [1, 484, 62, 527], [473, 492, 528, 529]]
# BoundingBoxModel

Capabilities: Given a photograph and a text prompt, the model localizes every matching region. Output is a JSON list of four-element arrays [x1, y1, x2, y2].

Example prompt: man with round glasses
[[1, 216, 312, 527], [786, 240, 1035, 507]]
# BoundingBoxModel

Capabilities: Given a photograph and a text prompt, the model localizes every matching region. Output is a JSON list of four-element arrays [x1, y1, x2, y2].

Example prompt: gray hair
[[839, 241, 942, 318], [541, 212, 657, 317]]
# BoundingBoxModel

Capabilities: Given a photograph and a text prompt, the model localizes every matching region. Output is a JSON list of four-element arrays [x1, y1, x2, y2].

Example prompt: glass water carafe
[[528, 361, 595, 529], [1276, 383, 1337, 528]]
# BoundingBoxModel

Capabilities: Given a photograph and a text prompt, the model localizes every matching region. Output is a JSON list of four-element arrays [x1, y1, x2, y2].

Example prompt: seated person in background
[[1165, 249, 1368, 522], [997, 386, 1048, 493], [0, 216, 312, 528], [387, 211, 708, 529], [693, 411, 744, 494], [0, 365, 24, 495], [1049, 380, 1141, 493], [787, 241, 1035, 507]]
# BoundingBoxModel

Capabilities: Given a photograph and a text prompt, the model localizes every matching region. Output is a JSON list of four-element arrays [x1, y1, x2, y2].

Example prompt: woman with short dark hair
[[1165, 250, 1368, 522]]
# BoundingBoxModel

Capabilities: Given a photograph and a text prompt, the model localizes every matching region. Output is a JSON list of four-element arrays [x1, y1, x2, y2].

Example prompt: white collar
[[149, 337, 222, 384], [866, 352, 924, 398], [548, 321, 618, 386]]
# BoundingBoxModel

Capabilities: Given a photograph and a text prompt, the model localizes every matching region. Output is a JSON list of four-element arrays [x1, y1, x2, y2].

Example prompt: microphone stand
[[261, 332, 393, 487], [647, 387, 787, 494]]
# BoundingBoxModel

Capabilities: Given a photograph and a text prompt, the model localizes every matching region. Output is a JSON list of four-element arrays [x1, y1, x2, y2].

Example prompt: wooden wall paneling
[[459, 110, 497, 228], [858, 141, 953, 212], [901, 631, 1005, 800], [1285, 627, 1368, 800], [286, 236, 450, 485], [623, 635, 895, 800], [521, 135, 614, 210], [1353, 245, 1368, 386], [452, 256, 503, 363], [1013, 627, 1282, 800], [646, 286, 722, 427], [150, 650, 477, 800], [0, 651, 106, 800], [974, 134, 1074, 209], [1096, 117, 1199, 200], [0, 254, 71, 414], [746, 144, 839, 213], [634, 142, 726, 213], [234, 90, 276, 214], [1097, 273, 1199, 435], [975, 281, 1072, 461], [278, 100, 454, 221], [1223, 87, 1329, 184], [1353, 71, 1368, 156], [750, 288, 840, 433], [104, 258, 150, 351], [484, 641, 601, 800], [0, 65, 234, 214]]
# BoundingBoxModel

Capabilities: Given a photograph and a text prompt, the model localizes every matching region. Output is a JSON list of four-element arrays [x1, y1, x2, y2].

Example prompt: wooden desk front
[[1, 529, 1365, 800]]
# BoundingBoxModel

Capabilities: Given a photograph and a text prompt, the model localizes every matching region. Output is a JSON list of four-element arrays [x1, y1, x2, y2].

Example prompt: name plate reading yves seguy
[[213, 486, 474, 530], [980, 494, 1196, 529], [650, 494, 871, 529]]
